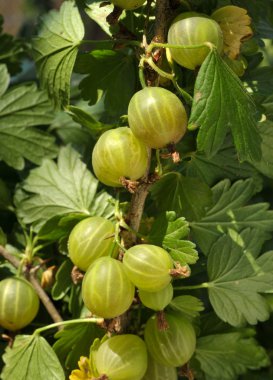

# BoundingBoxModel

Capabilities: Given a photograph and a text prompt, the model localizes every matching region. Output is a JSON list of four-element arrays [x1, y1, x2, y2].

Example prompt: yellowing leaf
[[212, 6, 253, 59]]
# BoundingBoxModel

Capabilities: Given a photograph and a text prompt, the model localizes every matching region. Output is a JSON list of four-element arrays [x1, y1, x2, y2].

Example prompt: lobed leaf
[[207, 229, 273, 326], [251, 121, 273, 178], [14, 146, 114, 230], [1, 335, 65, 380], [148, 212, 198, 265], [186, 136, 257, 186], [53, 323, 103, 374], [150, 172, 212, 221], [189, 49, 262, 162], [32, 1, 84, 109], [76, 49, 137, 122], [191, 178, 273, 254], [0, 69, 57, 170], [168, 295, 204, 320], [194, 329, 270, 380]]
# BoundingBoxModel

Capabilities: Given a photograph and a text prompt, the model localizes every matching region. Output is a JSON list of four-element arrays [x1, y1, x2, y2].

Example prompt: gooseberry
[[111, 0, 146, 10], [139, 283, 173, 311], [82, 257, 135, 319], [94, 334, 148, 380], [68, 216, 115, 272], [167, 15, 223, 69], [0, 277, 39, 331], [128, 87, 188, 149], [144, 312, 196, 367], [92, 127, 149, 187], [123, 244, 173, 292]]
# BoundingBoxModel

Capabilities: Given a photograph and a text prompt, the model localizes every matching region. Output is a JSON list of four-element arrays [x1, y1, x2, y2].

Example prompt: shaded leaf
[[189, 49, 262, 162], [51, 260, 74, 301], [194, 329, 270, 380], [150, 172, 212, 221], [207, 229, 273, 326], [191, 178, 273, 254], [0, 17, 26, 74], [251, 121, 273, 179], [168, 296, 204, 320], [0, 65, 9, 97], [67, 104, 112, 136], [0, 74, 57, 170], [212, 6, 253, 59], [1, 335, 65, 380], [15, 146, 114, 230], [84, 0, 118, 36], [186, 136, 257, 186], [53, 323, 103, 374], [32, 1, 84, 109], [76, 49, 137, 122]]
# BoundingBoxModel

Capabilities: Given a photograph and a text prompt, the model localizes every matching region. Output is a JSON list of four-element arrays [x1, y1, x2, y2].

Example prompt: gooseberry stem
[[155, 149, 163, 176], [33, 317, 104, 336], [147, 41, 211, 54], [145, 57, 174, 80], [174, 283, 209, 290]]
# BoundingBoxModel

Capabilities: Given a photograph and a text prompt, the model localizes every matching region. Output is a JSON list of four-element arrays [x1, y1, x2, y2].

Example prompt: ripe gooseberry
[[94, 334, 148, 380], [68, 216, 115, 272], [123, 244, 173, 292], [82, 257, 135, 319], [111, 0, 146, 10], [142, 354, 177, 380], [167, 15, 223, 69], [138, 283, 173, 311], [0, 277, 39, 331], [92, 127, 149, 187], [128, 87, 188, 149], [144, 312, 196, 367]]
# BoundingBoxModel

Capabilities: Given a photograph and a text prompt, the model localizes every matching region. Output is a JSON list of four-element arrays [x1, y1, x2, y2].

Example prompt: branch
[[154, 0, 171, 43], [0, 245, 20, 268], [0, 245, 63, 326]]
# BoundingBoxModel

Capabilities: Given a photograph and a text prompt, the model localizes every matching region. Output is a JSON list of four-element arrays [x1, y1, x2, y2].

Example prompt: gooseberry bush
[[1, 0, 273, 379]]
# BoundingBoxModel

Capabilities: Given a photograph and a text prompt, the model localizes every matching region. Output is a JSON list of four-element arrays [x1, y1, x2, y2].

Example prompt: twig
[[0, 245, 63, 326], [154, 0, 170, 44], [0, 245, 20, 268]]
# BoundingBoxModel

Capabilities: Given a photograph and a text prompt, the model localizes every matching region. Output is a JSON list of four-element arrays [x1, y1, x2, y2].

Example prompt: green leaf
[[191, 178, 273, 254], [32, 1, 84, 109], [148, 212, 198, 265], [189, 49, 262, 162], [84, 0, 118, 36], [0, 227, 7, 246], [0, 18, 25, 74], [150, 172, 212, 221], [0, 79, 57, 170], [168, 295, 204, 320], [1, 334, 65, 380], [186, 136, 257, 186], [207, 229, 273, 326], [251, 121, 273, 178], [244, 66, 273, 98], [76, 49, 137, 122], [51, 259, 73, 301], [53, 323, 103, 374], [66, 104, 112, 136], [194, 330, 270, 380], [0, 178, 12, 210], [0, 65, 9, 97], [14, 146, 114, 230]]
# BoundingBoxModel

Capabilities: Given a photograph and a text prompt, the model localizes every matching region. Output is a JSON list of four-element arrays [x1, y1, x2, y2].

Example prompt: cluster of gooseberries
[[67, 10, 224, 380], [68, 216, 196, 379], [0, 7, 225, 379]]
